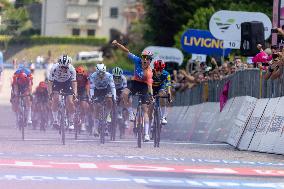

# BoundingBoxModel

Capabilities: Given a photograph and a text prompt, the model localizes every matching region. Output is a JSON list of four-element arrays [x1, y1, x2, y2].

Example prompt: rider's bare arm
[[112, 40, 130, 54]]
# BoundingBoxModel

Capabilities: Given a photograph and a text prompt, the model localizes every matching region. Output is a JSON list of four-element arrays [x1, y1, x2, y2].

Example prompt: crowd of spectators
[[171, 57, 254, 92]]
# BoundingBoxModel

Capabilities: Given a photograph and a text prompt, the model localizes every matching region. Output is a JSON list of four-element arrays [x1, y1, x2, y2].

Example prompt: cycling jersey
[[49, 63, 76, 82], [128, 53, 153, 86], [113, 75, 127, 90], [12, 68, 33, 93], [34, 86, 49, 103], [152, 70, 171, 89], [89, 72, 116, 100], [77, 73, 89, 90]]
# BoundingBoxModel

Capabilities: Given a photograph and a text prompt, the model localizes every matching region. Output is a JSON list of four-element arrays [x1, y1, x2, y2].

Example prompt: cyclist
[[48, 54, 77, 130], [32, 81, 49, 129], [149, 59, 172, 126], [75, 65, 90, 131], [89, 63, 116, 136], [112, 67, 132, 127], [112, 40, 153, 142], [10, 65, 33, 125]]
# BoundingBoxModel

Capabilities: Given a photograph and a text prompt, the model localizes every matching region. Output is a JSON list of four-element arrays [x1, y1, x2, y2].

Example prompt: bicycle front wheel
[[154, 109, 161, 147], [60, 114, 66, 145], [137, 107, 144, 148]]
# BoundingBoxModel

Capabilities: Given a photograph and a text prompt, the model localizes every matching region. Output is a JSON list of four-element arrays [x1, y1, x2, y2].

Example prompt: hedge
[[0, 35, 107, 46]]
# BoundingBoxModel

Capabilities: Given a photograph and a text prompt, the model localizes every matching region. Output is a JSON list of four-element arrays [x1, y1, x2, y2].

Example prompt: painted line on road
[[0, 159, 284, 177], [0, 174, 283, 189], [0, 152, 283, 168]]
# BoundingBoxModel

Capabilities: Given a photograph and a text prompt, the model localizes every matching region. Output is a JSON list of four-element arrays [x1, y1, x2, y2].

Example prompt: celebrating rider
[[112, 40, 153, 142]]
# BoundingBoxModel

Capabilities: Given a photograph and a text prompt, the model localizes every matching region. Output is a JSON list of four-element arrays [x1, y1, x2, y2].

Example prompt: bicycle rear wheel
[[154, 109, 161, 147], [100, 122, 105, 144], [137, 106, 143, 148], [60, 113, 66, 145]]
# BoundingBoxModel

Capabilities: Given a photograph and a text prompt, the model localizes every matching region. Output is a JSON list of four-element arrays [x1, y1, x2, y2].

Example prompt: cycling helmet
[[141, 50, 154, 60], [112, 67, 123, 77], [58, 54, 72, 67], [76, 66, 86, 75], [17, 72, 28, 85], [153, 59, 165, 71], [39, 81, 47, 88], [96, 63, 106, 75]]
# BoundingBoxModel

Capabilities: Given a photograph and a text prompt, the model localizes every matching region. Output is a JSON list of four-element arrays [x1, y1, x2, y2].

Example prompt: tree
[[143, 0, 273, 47], [15, 0, 39, 8]]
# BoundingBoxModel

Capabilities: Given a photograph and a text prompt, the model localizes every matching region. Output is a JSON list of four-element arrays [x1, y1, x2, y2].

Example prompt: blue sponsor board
[[181, 29, 231, 56]]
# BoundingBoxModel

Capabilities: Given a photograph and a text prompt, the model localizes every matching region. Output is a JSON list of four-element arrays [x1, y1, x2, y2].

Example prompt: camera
[[271, 28, 278, 33], [272, 53, 279, 60]]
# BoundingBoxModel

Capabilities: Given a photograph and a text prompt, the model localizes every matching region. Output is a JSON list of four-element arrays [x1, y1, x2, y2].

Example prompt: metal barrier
[[175, 68, 284, 106]]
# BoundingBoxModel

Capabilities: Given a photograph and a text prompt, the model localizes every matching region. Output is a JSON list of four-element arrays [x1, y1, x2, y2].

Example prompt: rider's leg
[[122, 89, 134, 121], [51, 92, 59, 124], [105, 96, 113, 117], [142, 104, 150, 141], [159, 90, 168, 124], [24, 94, 32, 124], [67, 95, 75, 128]]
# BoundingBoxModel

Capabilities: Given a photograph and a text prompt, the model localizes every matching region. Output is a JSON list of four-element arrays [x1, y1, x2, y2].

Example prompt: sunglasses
[[141, 55, 152, 61], [60, 66, 68, 69], [113, 76, 121, 80]]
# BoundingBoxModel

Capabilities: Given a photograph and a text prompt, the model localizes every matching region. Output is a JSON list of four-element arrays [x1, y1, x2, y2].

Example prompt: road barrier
[[164, 95, 284, 155]]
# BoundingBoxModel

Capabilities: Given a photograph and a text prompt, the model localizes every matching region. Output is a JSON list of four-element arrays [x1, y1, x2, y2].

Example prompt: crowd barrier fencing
[[164, 95, 284, 155]]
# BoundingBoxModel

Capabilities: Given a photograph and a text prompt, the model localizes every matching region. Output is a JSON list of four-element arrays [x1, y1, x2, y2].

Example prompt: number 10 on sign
[[223, 40, 240, 49]]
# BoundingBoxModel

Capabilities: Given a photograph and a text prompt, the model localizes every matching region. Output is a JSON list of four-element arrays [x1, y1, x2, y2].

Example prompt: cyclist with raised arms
[[10, 65, 33, 125], [112, 40, 153, 142], [149, 59, 172, 126], [89, 63, 116, 135], [48, 54, 77, 130]]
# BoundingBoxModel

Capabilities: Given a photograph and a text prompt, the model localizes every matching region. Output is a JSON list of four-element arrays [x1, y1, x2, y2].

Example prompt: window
[[88, 0, 99, 2], [87, 29, 96, 36], [72, 28, 80, 36], [110, 7, 118, 18]]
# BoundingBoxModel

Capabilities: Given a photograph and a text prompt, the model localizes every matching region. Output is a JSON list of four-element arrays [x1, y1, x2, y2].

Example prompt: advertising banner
[[209, 10, 272, 41], [181, 29, 231, 56], [248, 98, 280, 152], [226, 96, 257, 147], [143, 46, 184, 66], [237, 99, 269, 150]]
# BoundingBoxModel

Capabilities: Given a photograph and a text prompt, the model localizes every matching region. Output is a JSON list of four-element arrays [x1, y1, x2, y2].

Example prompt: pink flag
[[220, 80, 231, 112]]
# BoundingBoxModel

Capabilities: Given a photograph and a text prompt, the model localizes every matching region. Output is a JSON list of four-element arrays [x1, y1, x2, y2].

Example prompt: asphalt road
[[1, 70, 284, 189]]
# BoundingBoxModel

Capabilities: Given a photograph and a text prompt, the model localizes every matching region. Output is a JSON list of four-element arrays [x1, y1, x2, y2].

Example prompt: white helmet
[[58, 54, 72, 67], [112, 67, 123, 77], [96, 63, 106, 75]]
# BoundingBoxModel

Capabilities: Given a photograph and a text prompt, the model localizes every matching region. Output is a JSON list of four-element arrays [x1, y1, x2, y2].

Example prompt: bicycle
[[92, 96, 108, 144], [133, 93, 148, 148], [152, 94, 170, 148], [17, 94, 30, 140], [109, 96, 117, 141], [58, 90, 71, 145]]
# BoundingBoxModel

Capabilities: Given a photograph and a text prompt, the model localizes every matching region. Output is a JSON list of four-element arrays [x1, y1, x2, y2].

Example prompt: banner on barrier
[[227, 96, 257, 147], [248, 98, 280, 152], [258, 97, 284, 153], [237, 99, 269, 150]]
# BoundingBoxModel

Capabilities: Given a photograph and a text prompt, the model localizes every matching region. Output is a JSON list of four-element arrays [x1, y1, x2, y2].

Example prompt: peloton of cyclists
[[89, 63, 116, 136], [48, 54, 78, 130], [10, 64, 33, 126], [112, 40, 154, 142]]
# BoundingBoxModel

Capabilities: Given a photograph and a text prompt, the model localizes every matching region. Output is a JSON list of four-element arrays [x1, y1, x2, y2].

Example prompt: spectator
[[252, 44, 269, 68]]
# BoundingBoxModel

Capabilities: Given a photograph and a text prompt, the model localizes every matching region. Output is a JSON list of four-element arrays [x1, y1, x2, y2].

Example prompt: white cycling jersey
[[113, 75, 127, 90], [49, 63, 76, 82], [89, 72, 116, 100]]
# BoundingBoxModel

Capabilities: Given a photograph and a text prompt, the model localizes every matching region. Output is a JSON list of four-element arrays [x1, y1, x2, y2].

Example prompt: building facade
[[41, 0, 141, 39]]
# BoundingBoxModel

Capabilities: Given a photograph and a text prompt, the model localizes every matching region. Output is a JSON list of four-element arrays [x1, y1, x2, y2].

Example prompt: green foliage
[[15, 0, 39, 8], [0, 35, 107, 46], [144, 0, 272, 47]]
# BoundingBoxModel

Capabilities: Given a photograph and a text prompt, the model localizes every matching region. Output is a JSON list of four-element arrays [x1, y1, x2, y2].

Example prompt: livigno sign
[[181, 29, 231, 56], [209, 10, 272, 41]]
